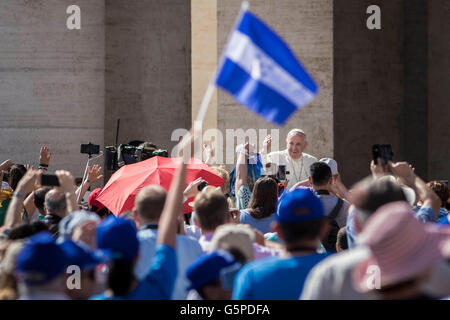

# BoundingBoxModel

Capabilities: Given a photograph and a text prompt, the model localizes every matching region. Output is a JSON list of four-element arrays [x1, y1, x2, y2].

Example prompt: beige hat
[[209, 224, 255, 262]]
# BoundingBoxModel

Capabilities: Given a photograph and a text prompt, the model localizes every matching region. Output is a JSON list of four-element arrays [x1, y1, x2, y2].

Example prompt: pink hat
[[353, 201, 450, 292]]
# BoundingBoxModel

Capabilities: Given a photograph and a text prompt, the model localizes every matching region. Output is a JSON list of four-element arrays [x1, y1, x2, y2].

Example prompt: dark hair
[[34, 187, 52, 214], [197, 279, 221, 300], [195, 191, 229, 231], [8, 164, 27, 191], [426, 181, 449, 207], [279, 218, 324, 244], [8, 221, 49, 240], [336, 227, 348, 251], [310, 162, 332, 186], [221, 244, 248, 264], [108, 259, 135, 296], [247, 177, 278, 219], [355, 178, 407, 215]]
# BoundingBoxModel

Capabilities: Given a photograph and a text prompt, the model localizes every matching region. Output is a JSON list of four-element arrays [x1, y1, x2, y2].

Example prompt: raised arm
[[389, 161, 441, 220], [235, 143, 248, 196], [38, 146, 51, 171], [4, 170, 40, 228], [55, 170, 78, 214], [75, 165, 103, 203], [157, 132, 192, 248]]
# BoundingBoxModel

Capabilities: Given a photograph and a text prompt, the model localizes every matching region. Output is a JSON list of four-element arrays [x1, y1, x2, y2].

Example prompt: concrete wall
[[217, 0, 333, 169], [0, 0, 105, 182], [104, 0, 191, 153], [191, 0, 218, 132], [334, 0, 449, 185], [428, 0, 450, 181], [334, 0, 405, 186]]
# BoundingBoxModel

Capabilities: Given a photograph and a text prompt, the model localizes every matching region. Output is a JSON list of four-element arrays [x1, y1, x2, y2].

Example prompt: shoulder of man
[[302, 152, 318, 162]]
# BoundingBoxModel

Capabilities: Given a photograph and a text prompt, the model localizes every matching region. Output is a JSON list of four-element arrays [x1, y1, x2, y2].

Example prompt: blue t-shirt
[[438, 215, 449, 225], [232, 253, 329, 300], [239, 209, 275, 234], [90, 244, 177, 300]]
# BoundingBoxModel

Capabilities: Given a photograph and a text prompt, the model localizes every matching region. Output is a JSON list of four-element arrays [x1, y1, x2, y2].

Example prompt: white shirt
[[134, 227, 203, 300], [262, 150, 317, 189]]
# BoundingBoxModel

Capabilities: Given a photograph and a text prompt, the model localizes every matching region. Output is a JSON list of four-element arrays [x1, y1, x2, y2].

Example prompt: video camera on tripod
[[104, 119, 168, 172]]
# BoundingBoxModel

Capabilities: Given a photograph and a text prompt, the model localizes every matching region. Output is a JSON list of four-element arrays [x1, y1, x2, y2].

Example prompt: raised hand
[[87, 164, 103, 184], [15, 169, 41, 195], [0, 160, 14, 172], [262, 135, 272, 153], [55, 170, 77, 194], [388, 161, 415, 186], [39, 146, 52, 166], [370, 158, 386, 179], [183, 177, 205, 199]]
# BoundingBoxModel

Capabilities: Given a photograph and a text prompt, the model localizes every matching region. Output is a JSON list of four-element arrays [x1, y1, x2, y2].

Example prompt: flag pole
[[194, 1, 249, 123]]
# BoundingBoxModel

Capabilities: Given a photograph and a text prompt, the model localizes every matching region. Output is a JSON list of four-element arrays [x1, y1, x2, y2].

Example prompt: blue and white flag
[[215, 10, 318, 125]]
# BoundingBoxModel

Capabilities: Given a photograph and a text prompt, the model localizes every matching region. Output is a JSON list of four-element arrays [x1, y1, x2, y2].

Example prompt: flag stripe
[[237, 12, 318, 94], [223, 30, 315, 110], [216, 59, 298, 125]]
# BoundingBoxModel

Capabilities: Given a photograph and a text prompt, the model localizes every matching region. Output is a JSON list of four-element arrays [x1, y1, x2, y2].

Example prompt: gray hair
[[44, 190, 67, 215], [287, 129, 306, 140]]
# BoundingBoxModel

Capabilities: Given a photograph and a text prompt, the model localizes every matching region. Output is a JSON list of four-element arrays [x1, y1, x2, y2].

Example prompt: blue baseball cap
[[186, 250, 242, 291], [16, 232, 69, 286], [96, 215, 139, 262], [60, 240, 109, 270], [276, 189, 324, 223]]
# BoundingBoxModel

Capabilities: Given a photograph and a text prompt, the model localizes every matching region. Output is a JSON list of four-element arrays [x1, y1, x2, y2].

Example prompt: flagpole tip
[[241, 1, 249, 11]]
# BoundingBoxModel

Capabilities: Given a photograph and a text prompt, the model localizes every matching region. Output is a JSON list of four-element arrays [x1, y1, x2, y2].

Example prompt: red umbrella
[[96, 156, 225, 216]]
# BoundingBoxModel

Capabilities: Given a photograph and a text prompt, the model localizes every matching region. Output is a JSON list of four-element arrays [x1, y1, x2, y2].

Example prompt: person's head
[[133, 185, 167, 225], [247, 177, 278, 219], [426, 181, 449, 208], [286, 129, 307, 160], [60, 240, 105, 300], [351, 177, 407, 228], [336, 227, 348, 252], [8, 221, 48, 241], [186, 250, 242, 300], [96, 216, 139, 297], [274, 189, 329, 250], [211, 166, 230, 195], [15, 232, 68, 297], [58, 210, 100, 243], [44, 189, 67, 217], [309, 162, 332, 189], [209, 224, 255, 263], [353, 201, 450, 299], [34, 187, 52, 215], [194, 190, 229, 233], [8, 164, 27, 191]]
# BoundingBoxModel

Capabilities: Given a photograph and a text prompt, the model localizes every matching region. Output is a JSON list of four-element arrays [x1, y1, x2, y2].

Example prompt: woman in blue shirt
[[240, 177, 278, 234]]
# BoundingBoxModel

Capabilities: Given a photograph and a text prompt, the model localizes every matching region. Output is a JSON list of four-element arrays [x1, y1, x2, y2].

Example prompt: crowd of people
[[0, 129, 449, 300]]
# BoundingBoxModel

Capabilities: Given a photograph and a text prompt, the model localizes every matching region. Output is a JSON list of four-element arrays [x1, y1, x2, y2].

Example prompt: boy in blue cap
[[15, 231, 70, 300], [186, 250, 242, 300], [233, 189, 331, 300]]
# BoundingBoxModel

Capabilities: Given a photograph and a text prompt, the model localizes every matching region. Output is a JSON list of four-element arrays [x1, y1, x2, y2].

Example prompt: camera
[[105, 140, 168, 172], [197, 181, 208, 191], [81, 143, 100, 156], [41, 174, 60, 187], [372, 144, 393, 165]]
